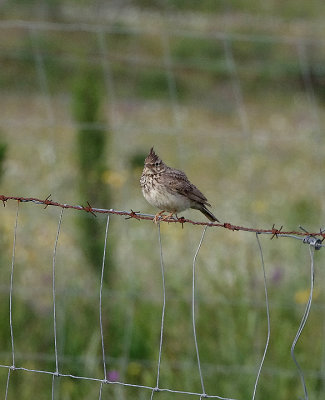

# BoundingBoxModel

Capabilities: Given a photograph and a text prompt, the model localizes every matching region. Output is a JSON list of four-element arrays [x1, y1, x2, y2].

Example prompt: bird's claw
[[153, 210, 165, 224], [153, 211, 177, 223]]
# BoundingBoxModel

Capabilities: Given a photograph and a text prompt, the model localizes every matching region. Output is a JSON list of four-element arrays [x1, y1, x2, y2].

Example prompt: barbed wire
[[1, 12, 324, 400], [0, 194, 324, 247], [1, 194, 320, 400]]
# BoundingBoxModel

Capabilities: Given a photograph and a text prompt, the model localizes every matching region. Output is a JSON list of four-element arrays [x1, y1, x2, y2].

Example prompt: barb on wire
[[2, 192, 322, 399], [82, 201, 97, 217], [44, 194, 52, 209], [125, 210, 141, 221], [1, 194, 325, 242], [270, 224, 283, 240]]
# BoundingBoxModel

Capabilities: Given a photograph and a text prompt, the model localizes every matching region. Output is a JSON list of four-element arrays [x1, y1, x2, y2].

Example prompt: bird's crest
[[145, 147, 160, 165]]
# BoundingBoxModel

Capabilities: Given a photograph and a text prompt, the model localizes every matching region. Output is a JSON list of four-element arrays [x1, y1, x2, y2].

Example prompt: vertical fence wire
[[150, 223, 167, 399], [120, 301, 135, 381], [99, 215, 111, 381], [161, 30, 184, 164], [9, 202, 19, 369], [290, 245, 316, 400], [0, 196, 324, 399], [5, 201, 20, 399], [51, 373, 56, 400], [28, 25, 58, 178], [52, 208, 64, 375], [296, 40, 321, 141], [192, 226, 208, 396], [4, 368, 11, 400], [96, 28, 117, 130], [1, 14, 325, 399], [28, 28, 55, 127], [161, 31, 182, 129], [253, 234, 271, 399], [222, 36, 250, 138], [98, 381, 103, 400]]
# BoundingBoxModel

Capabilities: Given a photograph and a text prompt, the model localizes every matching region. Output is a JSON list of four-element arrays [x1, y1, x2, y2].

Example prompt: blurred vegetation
[[1, 15, 325, 105], [1, 1, 325, 400], [6, 0, 325, 19], [0, 137, 7, 184], [72, 66, 113, 281]]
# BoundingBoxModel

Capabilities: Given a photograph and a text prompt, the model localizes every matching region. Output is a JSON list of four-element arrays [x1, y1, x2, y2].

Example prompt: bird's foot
[[153, 211, 177, 223], [153, 210, 165, 224], [160, 212, 176, 222]]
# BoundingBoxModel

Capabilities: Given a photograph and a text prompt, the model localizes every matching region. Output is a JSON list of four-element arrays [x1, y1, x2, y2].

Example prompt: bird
[[140, 147, 219, 223]]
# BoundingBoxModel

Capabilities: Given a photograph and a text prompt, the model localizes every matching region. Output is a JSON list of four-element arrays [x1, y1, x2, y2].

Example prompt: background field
[[1, 1, 325, 399]]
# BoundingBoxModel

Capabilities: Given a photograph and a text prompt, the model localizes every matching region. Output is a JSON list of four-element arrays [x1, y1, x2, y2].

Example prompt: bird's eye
[[155, 162, 159, 167]]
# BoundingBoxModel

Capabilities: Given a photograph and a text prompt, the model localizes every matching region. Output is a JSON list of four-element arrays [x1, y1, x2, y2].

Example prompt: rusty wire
[[1, 193, 322, 400], [0, 194, 324, 242]]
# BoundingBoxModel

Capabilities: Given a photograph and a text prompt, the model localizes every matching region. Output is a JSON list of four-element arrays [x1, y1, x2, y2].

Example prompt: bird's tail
[[194, 204, 219, 222]]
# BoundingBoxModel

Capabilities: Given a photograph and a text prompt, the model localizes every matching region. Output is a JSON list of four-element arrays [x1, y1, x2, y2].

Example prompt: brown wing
[[162, 168, 211, 206]]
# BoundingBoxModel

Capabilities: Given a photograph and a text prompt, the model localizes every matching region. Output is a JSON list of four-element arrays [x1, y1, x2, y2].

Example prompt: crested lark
[[140, 147, 219, 223]]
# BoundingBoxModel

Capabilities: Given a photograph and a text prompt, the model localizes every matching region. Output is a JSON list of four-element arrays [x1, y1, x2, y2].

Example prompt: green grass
[[1, 2, 325, 399]]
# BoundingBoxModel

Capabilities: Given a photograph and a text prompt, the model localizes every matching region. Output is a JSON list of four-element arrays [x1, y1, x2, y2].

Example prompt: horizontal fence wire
[[0, 12, 324, 400], [0, 19, 324, 45], [0, 193, 322, 400], [0, 194, 324, 243]]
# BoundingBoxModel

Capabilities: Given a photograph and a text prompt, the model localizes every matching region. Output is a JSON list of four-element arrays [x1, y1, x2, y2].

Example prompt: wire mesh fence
[[1, 6, 325, 399], [0, 195, 323, 399]]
